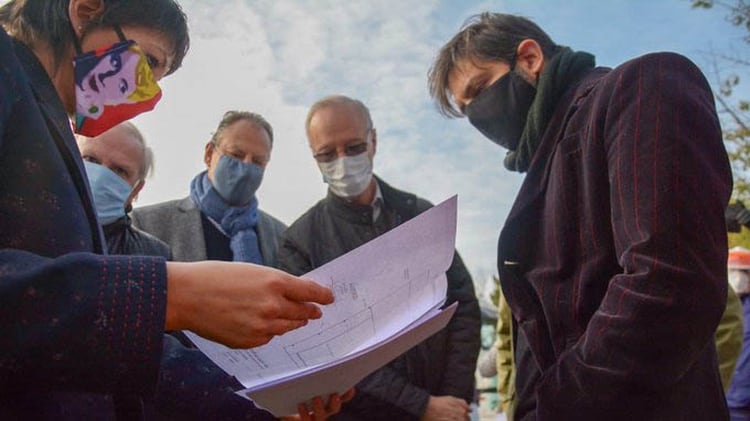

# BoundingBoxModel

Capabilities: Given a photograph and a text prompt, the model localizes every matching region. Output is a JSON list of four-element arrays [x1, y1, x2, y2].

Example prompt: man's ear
[[68, 0, 106, 37], [204, 141, 215, 167], [370, 128, 377, 157], [125, 179, 145, 209], [515, 39, 545, 80]]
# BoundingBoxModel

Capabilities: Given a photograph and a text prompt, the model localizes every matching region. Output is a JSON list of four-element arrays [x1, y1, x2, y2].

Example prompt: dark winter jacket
[[499, 53, 731, 420], [104, 215, 172, 259], [277, 176, 481, 420]]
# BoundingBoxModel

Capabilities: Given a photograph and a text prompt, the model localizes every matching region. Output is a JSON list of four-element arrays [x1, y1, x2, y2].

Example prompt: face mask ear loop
[[509, 42, 522, 71], [125, 178, 144, 212], [70, 21, 126, 54], [68, 19, 84, 55], [114, 25, 127, 43], [364, 127, 374, 146]]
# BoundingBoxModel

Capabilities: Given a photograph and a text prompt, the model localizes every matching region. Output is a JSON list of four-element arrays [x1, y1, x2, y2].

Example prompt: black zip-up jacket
[[277, 176, 481, 420], [103, 215, 172, 259]]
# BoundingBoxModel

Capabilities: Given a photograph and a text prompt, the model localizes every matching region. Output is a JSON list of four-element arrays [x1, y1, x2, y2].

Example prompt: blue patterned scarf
[[189, 171, 263, 264]]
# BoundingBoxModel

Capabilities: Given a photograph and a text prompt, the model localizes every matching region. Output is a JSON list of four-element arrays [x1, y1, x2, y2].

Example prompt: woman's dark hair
[[0, 0, 189, 76], [428, 12, 560, 117]]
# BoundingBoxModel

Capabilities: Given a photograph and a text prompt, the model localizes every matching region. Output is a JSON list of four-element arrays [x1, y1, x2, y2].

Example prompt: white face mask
[[317, 152, 373, 199], [729, 269, 750, 296]]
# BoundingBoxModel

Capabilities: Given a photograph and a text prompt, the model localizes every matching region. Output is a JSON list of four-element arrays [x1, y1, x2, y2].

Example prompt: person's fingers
[[341, 388, 355, 403], [247, 319, 307, 343], [310, 396, 327, 419], [283, 278, 334, 305], [279, 301, 324, 321], [325, 393, 342, 415], [222, 331, 274, 349], [274, 319, 307, 335], [296, 403, 311, 421], [222, 308, 316, 348]]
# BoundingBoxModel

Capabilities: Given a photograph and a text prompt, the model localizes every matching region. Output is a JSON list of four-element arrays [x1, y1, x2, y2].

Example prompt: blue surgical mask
[[212, 154, 265, 206], [83, 161, 133, 225]]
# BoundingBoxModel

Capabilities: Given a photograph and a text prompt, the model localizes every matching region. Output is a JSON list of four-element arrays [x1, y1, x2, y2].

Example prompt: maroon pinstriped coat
[[499, 52, 732, 420]]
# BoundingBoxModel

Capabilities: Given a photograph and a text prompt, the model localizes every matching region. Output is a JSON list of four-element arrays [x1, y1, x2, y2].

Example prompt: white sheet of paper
[[185, 195, 458, 414], [243, 302, 458, 417]]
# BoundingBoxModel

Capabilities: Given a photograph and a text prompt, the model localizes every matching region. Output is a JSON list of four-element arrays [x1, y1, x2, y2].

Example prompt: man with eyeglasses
[[277, 95, 481, 421], [131, 110, 286, 267], [128, 110, 352, 419]]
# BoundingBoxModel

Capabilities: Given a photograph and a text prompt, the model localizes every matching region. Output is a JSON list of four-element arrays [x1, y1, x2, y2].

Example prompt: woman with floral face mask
[[0, 1, 349, 420]]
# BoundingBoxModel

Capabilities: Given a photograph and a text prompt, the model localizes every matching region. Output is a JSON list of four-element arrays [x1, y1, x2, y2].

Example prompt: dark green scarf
[[504, 48, 596, 172]]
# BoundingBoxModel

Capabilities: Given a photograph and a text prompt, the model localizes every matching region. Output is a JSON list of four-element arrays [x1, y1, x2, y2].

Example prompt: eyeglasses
[[313, 142, 369, 163], [214, 143, 268, 167]]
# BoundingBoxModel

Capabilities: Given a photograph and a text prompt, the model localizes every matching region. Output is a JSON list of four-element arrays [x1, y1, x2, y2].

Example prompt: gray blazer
[[131, 197, 287, 268]]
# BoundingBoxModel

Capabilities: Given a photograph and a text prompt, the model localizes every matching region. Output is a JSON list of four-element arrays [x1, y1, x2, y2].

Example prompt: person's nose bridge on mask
[[218, 146, 256, 165], [335, 142, 366, 159]]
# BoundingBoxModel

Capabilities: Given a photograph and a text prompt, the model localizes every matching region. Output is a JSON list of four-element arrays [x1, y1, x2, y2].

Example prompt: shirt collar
[[326, 176, 384, 224], [371, 180, 384, 223]]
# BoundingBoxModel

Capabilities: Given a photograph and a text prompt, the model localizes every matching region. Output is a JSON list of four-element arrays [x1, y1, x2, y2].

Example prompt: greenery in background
[[490, 275, 500, 308], [692, 0, 750, 247], [729, 215, 750, 248]]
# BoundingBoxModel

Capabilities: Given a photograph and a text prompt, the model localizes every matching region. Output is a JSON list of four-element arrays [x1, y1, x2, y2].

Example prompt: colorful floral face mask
[[73, 27, 162, 137]]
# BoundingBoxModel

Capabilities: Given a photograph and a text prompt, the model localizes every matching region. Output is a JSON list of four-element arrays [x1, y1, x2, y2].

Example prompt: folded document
[[186, 195, 459, 416]]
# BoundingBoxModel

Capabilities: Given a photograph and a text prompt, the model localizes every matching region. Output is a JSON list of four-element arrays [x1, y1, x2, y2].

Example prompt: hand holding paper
[[280, 389, 356, 421], [187, 196, 460, 416], [165, 261, 334, 349]]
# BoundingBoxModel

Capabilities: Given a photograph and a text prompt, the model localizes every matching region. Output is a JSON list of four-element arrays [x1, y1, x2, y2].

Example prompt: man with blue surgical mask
[[77, 121, 171, 258], [131, 110, 286, 267], [82, 117, 345, 419], [278, 95, 481, 421]]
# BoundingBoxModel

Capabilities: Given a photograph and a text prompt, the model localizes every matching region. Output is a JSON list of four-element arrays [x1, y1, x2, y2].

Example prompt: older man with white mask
[[278, 95, 481, 421]]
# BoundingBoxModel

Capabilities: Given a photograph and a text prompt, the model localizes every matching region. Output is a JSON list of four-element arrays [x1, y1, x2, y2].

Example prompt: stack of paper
[[186, 196, 459, 416]]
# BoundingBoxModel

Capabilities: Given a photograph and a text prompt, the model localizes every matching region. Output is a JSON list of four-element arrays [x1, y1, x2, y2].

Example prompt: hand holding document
[[187, 196, 460, 416]]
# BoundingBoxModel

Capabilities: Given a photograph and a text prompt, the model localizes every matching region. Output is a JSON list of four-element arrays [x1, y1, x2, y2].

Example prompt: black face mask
[[465, 69, 537, 151]]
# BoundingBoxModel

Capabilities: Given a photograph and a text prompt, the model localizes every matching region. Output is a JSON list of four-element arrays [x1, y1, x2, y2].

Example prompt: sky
[[98, 0, 748, 291]]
